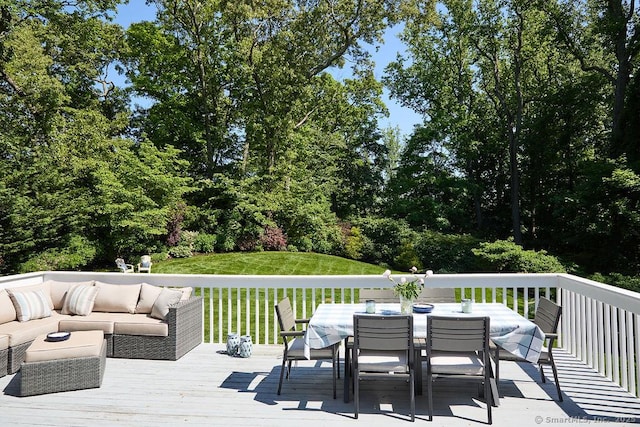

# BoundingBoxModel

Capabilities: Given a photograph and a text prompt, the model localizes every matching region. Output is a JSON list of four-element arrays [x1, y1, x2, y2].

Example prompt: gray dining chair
[[491, 297, 563, 401], [417, 287, 456, 303], [351, 314, 416, 421], [275, 297, 339, 398], [358, 288, 397, 303], [426, 315, 492, 424]]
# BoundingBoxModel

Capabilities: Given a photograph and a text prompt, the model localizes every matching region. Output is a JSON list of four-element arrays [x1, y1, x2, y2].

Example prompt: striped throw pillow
[[8, 289, 52, 322], [61, 285, 99, 316]]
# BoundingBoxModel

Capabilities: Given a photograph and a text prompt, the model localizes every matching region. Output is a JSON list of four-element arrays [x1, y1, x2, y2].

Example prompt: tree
[[0, 1, 192, 273]]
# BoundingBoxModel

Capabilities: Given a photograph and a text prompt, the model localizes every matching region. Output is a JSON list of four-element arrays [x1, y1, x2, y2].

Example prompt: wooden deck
[[1, 344, 639, 426]]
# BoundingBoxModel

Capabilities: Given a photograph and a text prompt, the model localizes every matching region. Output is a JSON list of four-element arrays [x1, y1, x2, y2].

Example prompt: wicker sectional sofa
[[0, 280, 203, 375]]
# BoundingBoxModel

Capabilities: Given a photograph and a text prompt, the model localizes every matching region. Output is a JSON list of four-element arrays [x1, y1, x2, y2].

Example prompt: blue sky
[[113, 2, 422, 137]]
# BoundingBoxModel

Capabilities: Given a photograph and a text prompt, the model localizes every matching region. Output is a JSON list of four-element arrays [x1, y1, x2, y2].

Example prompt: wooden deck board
[[0, 344, 638, 426]]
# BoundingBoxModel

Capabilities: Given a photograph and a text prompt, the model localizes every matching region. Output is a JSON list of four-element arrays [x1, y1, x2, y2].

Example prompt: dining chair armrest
[[545, 333, 558, 340], [280, 331, 304, 338], [295, 318, 310, 324]]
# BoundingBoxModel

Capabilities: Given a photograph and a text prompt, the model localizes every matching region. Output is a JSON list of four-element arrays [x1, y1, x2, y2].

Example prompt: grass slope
[[152, 252, 384, 275]]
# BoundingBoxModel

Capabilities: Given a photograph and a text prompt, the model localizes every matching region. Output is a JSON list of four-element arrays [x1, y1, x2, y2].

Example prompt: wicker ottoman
[[20, 330, 106, 396]]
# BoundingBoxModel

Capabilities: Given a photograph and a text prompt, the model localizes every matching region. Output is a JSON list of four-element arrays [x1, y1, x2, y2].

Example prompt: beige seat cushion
[[135, 283, 163, 314], [0, 289, 17, 324], [47, 280, 95, 310], [113, 314, 169, 337], [0, 313, 67, 347], [93, 282, 141, 314], [58, 312, 118, 334], [430, 351, 485, 375], [0, 334, 8, 350], [357, 350, 408, 372], [24, 330, 104, 363], [286, 337, 334, 359]]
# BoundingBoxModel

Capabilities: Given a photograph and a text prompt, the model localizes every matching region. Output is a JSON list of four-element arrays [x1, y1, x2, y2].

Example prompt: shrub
[[414, 231, 482, 273], [19, 235, 97, 272], [472, 239, 566, 273], [590, 272, 640, 293], [293, 236, 313, 252], [194, 233, 216, 253], [217, 233, 236, 252], [169, 245, 193, 258], [394, 241, 421, 271], [353, 216, 416, 266], [259, 226, 287, 251], [344, 226, 365, 260]]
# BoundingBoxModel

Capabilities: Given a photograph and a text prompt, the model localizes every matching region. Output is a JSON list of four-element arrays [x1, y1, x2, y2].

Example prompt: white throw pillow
[[61, 285, 100, 316], [150, 288, 183, 320], [8, 289, 52, 322], [135, 283, 163, 314]]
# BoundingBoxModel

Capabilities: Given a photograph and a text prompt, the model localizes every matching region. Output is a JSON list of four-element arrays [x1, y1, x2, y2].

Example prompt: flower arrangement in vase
[[383, 267, 433, 313]]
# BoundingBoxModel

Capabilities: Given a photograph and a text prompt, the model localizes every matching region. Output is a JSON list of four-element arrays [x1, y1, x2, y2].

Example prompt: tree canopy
[[1, 0, 640, 281]]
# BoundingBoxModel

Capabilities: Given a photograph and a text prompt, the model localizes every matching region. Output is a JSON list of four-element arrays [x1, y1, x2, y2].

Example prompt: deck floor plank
[[0, 344, 638, 426]]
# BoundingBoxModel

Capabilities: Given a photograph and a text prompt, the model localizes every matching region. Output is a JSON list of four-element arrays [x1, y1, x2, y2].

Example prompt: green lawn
[[152, 251, 384, 275]]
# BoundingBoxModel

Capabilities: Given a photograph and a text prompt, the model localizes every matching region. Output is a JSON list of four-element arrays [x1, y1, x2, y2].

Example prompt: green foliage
[[414, 231, 482, 273], [194, 233, 217, 254], [168, 245, 193, 259], [352, 216, 417, 268], [589, 273, 640, 293], [393, 241, 422, 271], [19, 235, 97, 272], [472, 239, 567, 273], [344, 226, 366, 260]]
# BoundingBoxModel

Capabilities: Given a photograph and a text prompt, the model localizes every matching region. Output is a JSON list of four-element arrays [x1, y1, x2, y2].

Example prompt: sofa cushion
[[174, 286, 193, 301], [0, 289, 17, 324], [135, 283, 163, 314], [150, 288, 183, 320], [113, 314, 169, 337], [93, 282, 141, 314], [8, 289, 52, 322], [47, 280, 95, 310], [7, 282, 53, 310], [25, 330, 104, 362], [0, 313, 65, 347], [61, 285, 99, 316], [58, 312, 117, 334], [0, 334, 8, 350]]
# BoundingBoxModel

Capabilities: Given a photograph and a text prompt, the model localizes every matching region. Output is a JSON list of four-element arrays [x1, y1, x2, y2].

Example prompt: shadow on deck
[[0, 344, 639, 426]]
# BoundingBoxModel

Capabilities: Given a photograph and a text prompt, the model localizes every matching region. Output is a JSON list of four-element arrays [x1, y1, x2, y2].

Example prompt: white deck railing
[[1, 271, 639, 397]]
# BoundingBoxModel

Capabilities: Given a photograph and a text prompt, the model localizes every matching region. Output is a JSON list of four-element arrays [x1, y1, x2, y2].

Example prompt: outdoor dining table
[[303, 302, 546, 404]]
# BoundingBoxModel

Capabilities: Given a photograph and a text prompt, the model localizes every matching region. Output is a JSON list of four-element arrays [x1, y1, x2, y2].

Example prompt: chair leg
[[426, 368, 433, 421], [485, 374, 493, 424], [409, 371, 415, 422], [547, 357, 563, 402], [332, 348, 337, 399], [277, 358, 287, 395], [354, 367, 359, 419]]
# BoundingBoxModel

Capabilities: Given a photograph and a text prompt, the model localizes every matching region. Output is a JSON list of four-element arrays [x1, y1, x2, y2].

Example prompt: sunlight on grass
[[152, 252, 383, 275]]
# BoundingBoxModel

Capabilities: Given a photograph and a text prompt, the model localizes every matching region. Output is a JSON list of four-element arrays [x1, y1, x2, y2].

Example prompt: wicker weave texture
[[0, 348, 7, 377], [20, 339, 106, 396], [112, 296, 202, 360], [8, 341, 31, 375]]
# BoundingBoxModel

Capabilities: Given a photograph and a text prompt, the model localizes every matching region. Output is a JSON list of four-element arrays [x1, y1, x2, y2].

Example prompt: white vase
[[237, 335, 253, 358], [399, 295, 414, 314], [226, 333, 240, 356]]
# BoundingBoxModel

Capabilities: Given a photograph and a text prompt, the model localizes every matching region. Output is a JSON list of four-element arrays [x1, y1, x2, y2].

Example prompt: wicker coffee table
[[20, 330, 106, 396]]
